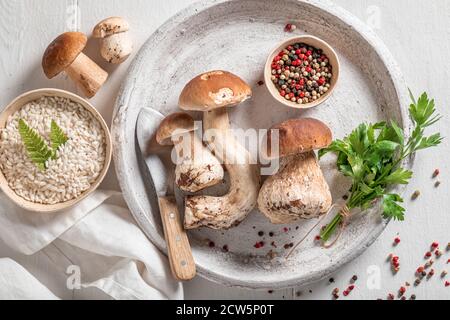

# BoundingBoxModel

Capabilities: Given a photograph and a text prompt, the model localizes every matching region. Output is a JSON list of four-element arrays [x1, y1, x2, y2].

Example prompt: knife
[[136, 107, 196, 281]]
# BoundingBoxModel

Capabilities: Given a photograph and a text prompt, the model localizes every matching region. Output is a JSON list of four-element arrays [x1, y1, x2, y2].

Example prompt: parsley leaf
[[382, 194, 405, 221]]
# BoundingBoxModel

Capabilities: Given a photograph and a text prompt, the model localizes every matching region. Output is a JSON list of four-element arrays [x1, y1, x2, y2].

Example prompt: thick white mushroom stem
[[184, 108, 260, 229], [257, 151, 332, 224], [65, 52, 108, 98], [172, 131, 224, 193]]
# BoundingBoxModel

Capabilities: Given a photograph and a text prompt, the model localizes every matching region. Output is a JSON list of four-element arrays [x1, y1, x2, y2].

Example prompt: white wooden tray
[[112, 0, 410, 289]]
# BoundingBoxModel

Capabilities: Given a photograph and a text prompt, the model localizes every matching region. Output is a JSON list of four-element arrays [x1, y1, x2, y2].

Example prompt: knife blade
[[136, 107, 196, 281]]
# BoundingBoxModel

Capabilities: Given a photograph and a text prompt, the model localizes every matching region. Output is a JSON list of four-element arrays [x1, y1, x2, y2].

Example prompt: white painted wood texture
[[0, 0, 449, 300]]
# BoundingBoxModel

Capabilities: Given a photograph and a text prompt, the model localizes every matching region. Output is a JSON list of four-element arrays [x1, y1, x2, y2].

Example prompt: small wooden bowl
[[264, 35, 340, 109], [0, 88, 112, 213]]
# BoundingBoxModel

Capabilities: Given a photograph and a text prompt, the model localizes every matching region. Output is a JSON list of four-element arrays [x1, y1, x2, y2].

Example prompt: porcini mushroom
[[93, 17, 133, 64], [42, 32, 108, 98], [156, 112, 224, 193], [179, 70, 260, 229], [258, 118, 333, 224]]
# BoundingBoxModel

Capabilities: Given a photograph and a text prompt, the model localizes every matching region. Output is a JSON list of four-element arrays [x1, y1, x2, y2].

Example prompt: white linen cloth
[[0, 190, 182, 300]]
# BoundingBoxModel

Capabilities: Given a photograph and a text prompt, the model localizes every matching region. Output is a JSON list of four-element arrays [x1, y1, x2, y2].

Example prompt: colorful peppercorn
[[284, 24, 296, 32], [270, 42, 332, 105], [432, 169, 440, 178], [254, 241, 265, 248]]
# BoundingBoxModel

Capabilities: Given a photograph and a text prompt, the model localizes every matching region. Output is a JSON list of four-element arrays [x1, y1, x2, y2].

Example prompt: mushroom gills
[[258, 151, 332, 224]]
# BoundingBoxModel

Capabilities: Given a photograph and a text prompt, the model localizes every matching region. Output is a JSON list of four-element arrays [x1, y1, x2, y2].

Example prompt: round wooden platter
[[112, 0, 411, 289]]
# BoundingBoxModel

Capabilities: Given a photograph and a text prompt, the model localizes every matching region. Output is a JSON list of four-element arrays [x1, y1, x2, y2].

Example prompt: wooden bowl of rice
[[0, 88, 112, 213]]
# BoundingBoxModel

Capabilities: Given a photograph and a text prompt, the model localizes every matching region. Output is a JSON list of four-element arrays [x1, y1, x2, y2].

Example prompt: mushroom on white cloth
[[179, 70, 260, 229], [258, 118, 333, 224]]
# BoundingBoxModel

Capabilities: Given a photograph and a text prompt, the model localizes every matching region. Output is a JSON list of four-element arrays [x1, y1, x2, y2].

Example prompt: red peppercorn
[[295, 49, 301, 55], [445, 281, 450, 287], [392, 256, 399, 262], [299, 78, 305, 85], [394, 237, 401, 244], [305, 66, 312, 73], [343, 290, 349, 296], [315, 235, 321, 241], [447, 259, 450, 264], [417, 266, 425, 274], [254, 241, 264, 249], [348, 285, 355, 291], [287, 45, 293, 51], [399, 286, 406, 294], [318, 77, 325, 85], [284, 24, 292, 32], [288, 92, 294, 99], [274, 56, 281, 62], [431, 242, 439, 248], [433, 169, 440, 177], [278, 51, 284, 56], [279, 90, 286, 97], [299, 53, 305, 60], [425, 251, 432, 258], [306, 50, 312, 56], [283, 227, 289, 233], [299, 91, 305, 98]]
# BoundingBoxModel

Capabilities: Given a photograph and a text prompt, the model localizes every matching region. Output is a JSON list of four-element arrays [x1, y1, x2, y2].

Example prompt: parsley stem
[[320, 211, 343, 242]]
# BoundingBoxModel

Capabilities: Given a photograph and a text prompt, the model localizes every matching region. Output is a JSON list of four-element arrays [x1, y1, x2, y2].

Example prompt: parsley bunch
[[318, 91, 442, 242]]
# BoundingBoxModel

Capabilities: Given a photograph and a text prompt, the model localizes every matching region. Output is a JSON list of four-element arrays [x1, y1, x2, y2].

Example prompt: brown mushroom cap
[[93, 16, 130, 38], [42, 32, 87, 79], [179, 70, 252, 111], [265, 118, 332, 159], [156, 112, 196, 146]]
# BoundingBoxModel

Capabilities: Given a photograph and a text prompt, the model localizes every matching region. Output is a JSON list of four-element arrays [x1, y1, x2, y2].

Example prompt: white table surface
[[0, 0, 449, 300]]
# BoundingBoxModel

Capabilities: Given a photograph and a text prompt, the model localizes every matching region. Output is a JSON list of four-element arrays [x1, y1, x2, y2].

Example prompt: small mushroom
[[179, 70, 260, 229], [93, 17, 132, 64], [42, 32, 108, 98], [258, 118, 332, 224], [156, 112, 224, 193]]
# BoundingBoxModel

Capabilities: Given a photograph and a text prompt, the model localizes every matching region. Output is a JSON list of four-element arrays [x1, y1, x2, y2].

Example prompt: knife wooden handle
[[158, 196, 196, 281]]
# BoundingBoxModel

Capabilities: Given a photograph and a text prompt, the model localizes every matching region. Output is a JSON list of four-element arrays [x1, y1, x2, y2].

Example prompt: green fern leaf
[[50, 120, 68, 158], [18, 119, 53, 170]]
